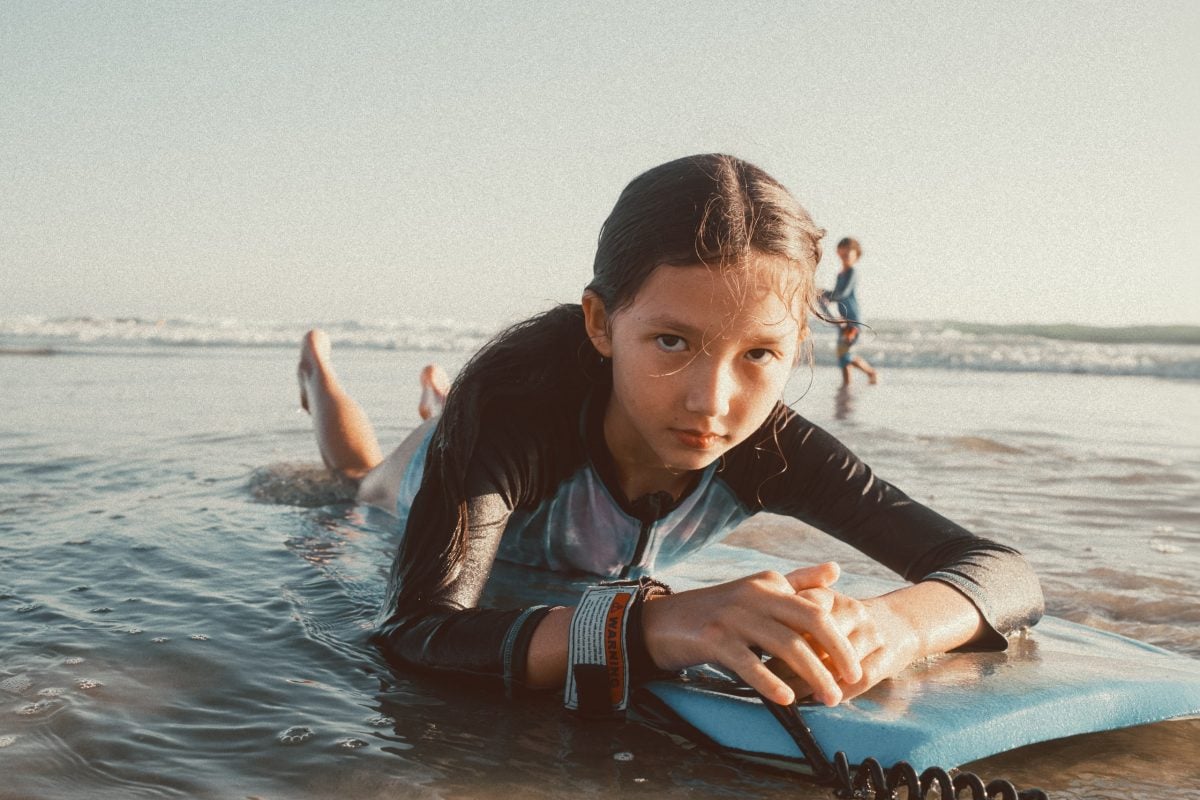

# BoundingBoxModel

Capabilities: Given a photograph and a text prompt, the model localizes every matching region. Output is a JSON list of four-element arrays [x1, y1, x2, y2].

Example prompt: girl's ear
[[581, 291, 614, 358]]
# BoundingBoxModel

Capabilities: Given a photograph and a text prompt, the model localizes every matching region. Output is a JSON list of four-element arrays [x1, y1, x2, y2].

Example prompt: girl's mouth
[[672, 429, 723, 449]]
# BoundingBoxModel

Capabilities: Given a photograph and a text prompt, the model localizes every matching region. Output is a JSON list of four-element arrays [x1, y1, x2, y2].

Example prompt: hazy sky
[[4, 2, 1197, 327]]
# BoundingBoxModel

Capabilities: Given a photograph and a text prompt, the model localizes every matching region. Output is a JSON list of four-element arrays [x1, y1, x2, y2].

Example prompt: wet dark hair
[[390, 154, 825, 608], [589, 154, 824, 333]]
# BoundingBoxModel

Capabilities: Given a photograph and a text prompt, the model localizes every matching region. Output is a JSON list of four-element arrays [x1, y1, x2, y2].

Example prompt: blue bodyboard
[[634, 544, 1200, 773]]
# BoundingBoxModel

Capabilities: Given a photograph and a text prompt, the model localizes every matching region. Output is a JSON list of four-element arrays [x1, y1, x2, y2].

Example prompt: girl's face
[[584, 257, 803, 494]]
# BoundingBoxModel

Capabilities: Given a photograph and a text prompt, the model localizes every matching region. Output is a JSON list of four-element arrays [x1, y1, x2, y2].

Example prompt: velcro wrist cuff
[[564, 578, 672, 717]]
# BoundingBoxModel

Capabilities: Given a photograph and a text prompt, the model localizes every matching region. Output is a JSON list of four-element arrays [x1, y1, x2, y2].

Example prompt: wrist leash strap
[[564, 583, 638, 717], [564, 578, 673, 717]]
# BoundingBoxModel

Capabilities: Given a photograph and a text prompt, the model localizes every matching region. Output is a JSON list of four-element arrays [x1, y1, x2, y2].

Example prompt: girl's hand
[[765, 591, 921, 703], [641, 562, 866, 706]]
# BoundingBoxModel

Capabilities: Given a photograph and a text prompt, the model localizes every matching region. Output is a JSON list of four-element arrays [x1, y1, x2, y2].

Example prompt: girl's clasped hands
[[643, 561, 924, 707]]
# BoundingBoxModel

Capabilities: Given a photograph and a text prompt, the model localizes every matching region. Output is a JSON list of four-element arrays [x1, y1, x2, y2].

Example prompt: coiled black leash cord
[[830, 752, 1048, 799], [761, 696, 1049, 800]]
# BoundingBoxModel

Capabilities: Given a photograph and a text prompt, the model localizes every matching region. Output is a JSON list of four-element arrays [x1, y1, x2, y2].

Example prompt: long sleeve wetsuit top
[[823, 268, 861, 328], [374, 390, 1044, 689]]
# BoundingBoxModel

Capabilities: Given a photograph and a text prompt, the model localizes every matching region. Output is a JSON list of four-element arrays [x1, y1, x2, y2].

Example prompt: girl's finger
[[773, 597, 863, 685], [837, 643, 888, 701], [784, 561, 840, 592], [766, 657, 815, 702], [755, 619, 844, 706], [726, 648, 799, 706]]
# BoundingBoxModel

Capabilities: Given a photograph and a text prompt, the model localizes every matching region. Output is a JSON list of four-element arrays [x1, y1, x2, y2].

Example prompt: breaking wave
[[2, 315, 1197, 379]]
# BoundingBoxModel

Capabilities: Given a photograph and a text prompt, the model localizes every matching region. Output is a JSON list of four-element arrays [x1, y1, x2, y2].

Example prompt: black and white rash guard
[[374, 391, 1044, 689]]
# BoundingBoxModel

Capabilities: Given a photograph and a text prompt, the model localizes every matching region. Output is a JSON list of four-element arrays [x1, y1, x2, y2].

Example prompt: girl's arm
[[373, 482, 551, 684], [526, 561, 866, 707], [374, 423, 563, 688], [701, 408, 1043, 701], [524, 559, 989, 706], [731, 408, 1044, 646]]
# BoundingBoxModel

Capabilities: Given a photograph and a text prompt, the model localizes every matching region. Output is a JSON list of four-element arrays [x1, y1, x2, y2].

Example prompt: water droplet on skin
[[613, 751, 634, 762], [279, 726, 315, 745]]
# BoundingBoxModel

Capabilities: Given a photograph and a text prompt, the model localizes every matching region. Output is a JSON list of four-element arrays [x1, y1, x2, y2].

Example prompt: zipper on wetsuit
[[620, 491, 672, 579]]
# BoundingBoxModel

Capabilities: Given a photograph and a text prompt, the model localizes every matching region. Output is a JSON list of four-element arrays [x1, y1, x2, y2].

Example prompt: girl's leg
[[356, 367, 446, 510], [298, 329, 384, 481], [357, 417, 437, 513]]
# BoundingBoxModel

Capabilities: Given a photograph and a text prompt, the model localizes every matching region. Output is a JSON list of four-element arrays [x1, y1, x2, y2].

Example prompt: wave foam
[[2, 315, 1197, 379]]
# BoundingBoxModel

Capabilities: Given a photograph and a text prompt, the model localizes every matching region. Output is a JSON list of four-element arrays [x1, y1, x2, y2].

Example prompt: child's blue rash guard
[[375, 392, 1045, 690], [823, 267, 861, 330]]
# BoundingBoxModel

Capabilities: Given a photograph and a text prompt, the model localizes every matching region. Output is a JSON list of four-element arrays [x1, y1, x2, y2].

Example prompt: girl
[[298, 154, 1042, 714]]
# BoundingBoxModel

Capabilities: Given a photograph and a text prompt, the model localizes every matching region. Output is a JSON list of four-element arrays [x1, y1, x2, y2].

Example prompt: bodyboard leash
[[761, 696, 1049, 800]]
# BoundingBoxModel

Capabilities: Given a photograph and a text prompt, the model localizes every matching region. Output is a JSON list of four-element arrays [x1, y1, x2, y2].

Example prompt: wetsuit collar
[[580, 390, 698, 521]]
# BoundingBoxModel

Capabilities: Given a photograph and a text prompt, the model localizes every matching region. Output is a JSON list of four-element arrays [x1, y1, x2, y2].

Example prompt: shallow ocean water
[[1, 343, 1198, 799]]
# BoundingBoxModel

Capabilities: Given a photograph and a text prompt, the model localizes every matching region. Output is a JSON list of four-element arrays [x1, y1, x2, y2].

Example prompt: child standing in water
[[298, 155, 1041, 714], [821, 237, 879, 386]]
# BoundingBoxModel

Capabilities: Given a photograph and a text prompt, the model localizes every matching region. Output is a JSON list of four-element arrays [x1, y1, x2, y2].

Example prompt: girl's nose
[[684, 359, 735, 418]]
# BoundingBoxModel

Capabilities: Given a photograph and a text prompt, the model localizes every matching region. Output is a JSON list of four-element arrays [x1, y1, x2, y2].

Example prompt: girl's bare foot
[[298, 329, 333, 413], [418, 363, 450, 420]]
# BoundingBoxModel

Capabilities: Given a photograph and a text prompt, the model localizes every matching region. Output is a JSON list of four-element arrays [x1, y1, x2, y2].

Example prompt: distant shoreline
[[872, 321, 1200, 347], [0, 346, 56, 356], [2, 317, 1199, 356]]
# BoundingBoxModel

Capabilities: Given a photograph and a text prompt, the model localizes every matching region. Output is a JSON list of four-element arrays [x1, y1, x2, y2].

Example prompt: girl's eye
[[746, 348, 777, 364], [655, 334, 687, 352]]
